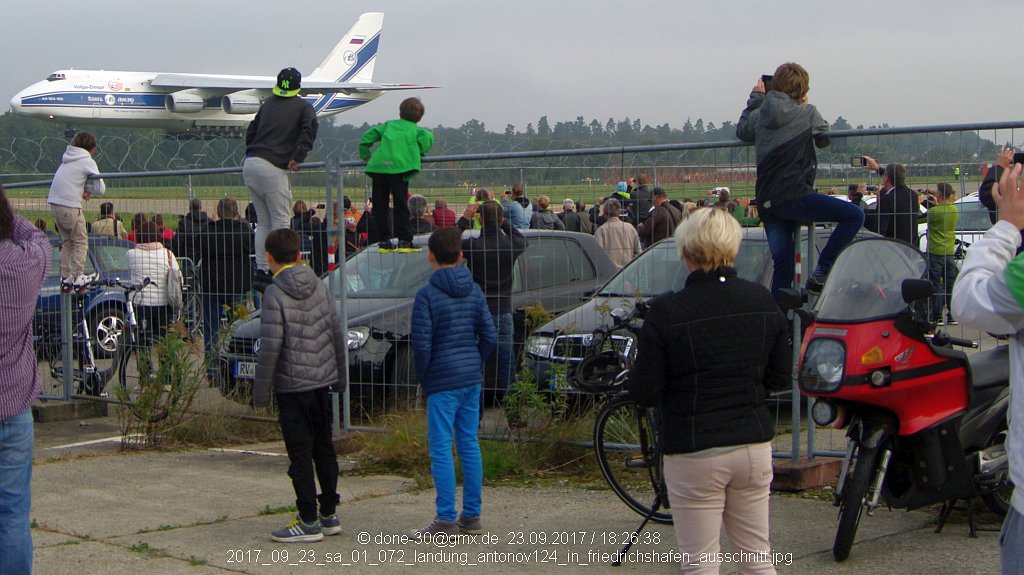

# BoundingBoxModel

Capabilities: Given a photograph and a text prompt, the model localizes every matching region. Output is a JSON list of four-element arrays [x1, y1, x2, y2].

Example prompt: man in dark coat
[[863, 157, 920, 247], [199, 197, 253, 369], [638, 188, 683, 248]]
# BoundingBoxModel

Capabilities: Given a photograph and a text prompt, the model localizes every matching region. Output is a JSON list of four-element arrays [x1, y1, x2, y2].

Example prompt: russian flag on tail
[[350, 36, 365, 45]]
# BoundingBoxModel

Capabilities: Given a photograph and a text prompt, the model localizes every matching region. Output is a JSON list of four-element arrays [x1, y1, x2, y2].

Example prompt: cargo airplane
[[8, 12, 429, 137]]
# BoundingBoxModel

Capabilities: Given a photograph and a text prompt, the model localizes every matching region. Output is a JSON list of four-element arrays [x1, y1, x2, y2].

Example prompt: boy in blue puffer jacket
[[410, 227, 496, 537]]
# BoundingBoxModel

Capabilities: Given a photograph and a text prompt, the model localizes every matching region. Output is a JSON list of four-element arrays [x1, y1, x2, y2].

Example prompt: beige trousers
[[50, 204, 88, 278], [663, 442, 776, 575]]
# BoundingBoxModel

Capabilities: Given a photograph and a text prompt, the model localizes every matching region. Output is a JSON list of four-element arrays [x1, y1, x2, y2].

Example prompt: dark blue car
[[35, 236, 135, 358]]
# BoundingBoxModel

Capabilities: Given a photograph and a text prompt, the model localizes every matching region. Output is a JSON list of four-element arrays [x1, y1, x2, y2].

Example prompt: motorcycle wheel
[[834, 444, 878, 562], [981, 422, 1013, 516]]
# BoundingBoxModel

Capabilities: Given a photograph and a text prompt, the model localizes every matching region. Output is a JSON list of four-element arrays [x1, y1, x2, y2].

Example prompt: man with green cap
[[243, 67, 318, 293]]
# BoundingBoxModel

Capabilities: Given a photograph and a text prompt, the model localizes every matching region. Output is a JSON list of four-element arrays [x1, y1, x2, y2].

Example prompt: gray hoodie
[[47, 145, 105, 209], [253, 264, 345, 407], [736, 91, 829, 215]]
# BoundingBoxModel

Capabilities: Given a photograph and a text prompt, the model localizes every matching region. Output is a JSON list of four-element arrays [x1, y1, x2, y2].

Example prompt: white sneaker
[[72, 274, 97, 288]]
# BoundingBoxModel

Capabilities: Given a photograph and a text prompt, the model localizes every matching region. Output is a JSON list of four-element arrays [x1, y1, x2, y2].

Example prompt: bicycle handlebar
[[86, 277, 153, 292]]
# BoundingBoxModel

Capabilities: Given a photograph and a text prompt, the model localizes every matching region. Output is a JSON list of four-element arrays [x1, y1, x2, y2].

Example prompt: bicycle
[[42, 282, 121, 397], [573, 300, 671, 526], [113, 276, 193, 422]]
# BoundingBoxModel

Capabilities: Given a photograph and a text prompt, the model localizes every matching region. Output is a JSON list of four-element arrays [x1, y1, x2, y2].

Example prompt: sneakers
[[397, 240, 417, 250], [806, 274, 826, 295], [378, 240, 397, 250], [945, 318, 957, 326], [271, 516, 323, 543], [253, 269, 273, 294], [319, 513, 342, 536], [409, 517, 459, 538], [458, 515, 483, 535]]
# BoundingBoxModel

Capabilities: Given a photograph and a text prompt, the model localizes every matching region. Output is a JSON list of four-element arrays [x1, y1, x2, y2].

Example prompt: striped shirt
[[0, 217, 51, 420]]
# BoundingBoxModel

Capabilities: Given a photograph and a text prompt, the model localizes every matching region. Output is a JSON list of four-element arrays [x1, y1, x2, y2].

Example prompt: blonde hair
[[538, 195, 551, 210], [675, 207, 741, 272]]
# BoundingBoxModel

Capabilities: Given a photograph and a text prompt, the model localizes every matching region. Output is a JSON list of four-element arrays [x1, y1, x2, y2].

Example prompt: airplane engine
[[164, 92, 204, 113], [221, 93, 262, 115]]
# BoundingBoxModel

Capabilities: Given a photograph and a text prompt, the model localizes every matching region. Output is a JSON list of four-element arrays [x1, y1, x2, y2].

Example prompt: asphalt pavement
[[29, 413, 1003, 575]]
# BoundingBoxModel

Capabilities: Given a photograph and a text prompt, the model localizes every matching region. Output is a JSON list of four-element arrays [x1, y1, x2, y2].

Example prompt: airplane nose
[[9, 93, 21, 113]]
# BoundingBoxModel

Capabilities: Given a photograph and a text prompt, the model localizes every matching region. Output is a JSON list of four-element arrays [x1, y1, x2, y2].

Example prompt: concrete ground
[[30, 413, 1003, 575]]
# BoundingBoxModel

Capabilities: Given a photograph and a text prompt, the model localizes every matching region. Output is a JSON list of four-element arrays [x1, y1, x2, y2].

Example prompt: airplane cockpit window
[[46, 73, 66, 82]]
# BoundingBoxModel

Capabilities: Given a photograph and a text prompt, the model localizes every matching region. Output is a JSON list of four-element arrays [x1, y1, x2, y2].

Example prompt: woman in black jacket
[[629, 207, 791, 574]]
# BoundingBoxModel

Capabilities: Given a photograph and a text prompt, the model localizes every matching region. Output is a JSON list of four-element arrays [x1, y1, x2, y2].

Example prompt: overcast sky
[[4, 0, 1023, 134]]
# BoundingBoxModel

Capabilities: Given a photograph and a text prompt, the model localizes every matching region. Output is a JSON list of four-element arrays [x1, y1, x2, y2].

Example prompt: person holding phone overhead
[[736, 63, 864, 297]]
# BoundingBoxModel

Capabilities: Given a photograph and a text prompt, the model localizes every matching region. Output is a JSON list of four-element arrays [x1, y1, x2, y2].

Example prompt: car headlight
[[526, 335, 555, 359], [800, 338, 846, 393], [347, 326, 371, 350]]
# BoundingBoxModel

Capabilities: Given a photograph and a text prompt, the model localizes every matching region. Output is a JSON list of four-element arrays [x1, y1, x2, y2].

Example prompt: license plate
[[233, 361, 256, 379]]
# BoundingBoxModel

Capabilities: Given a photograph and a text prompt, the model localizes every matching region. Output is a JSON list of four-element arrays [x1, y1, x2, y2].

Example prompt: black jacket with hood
[[736, 91, 830, 217]]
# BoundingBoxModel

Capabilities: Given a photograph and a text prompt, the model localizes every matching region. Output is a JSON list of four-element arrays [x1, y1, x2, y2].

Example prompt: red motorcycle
[[780, 237, 1012, 562]]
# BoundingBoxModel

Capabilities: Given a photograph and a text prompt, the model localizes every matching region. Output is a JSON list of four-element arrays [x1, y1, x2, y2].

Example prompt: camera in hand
[[761, 74, 773, 91], [850, 156, 868, 167]]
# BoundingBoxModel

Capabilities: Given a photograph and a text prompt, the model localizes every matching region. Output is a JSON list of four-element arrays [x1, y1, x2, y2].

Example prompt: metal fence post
[[336, 158, 351, 437], [789, 227, 802, 462], [324, 161, 341, 440], [805, 225, 818, 462], [60, 290, 73, 400]]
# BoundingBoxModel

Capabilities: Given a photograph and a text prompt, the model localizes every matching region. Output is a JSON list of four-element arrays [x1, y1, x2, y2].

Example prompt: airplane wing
[[151, 74, 435, 93]]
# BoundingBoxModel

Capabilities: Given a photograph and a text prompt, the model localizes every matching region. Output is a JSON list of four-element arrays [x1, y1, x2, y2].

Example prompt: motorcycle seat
[[968, 345, 1009, 390]]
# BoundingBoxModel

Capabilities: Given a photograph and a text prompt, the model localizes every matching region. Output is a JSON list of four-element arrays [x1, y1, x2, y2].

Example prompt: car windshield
[[815, 238, 927, 321], [597, 238, 766, 297], [326, 248, 433, 298], [958, 201, 993, 232]]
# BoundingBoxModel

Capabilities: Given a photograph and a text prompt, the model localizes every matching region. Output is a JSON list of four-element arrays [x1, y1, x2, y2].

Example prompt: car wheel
[[390, 344, 421, 410], [91, 306, 125, 359]]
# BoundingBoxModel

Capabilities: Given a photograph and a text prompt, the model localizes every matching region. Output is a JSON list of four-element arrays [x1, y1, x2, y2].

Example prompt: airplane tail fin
[[308, 12, 383, 84]]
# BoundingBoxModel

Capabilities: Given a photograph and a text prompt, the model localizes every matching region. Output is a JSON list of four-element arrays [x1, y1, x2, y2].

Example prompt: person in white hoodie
[[951, 152, 1024, 573], [47, 132, 105, 286]]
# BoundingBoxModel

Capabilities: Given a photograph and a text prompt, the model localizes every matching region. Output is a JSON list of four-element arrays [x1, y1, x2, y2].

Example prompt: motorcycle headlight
[[800, 338, 846, 393], [526, 335, 555, 359], [347, 326, 371, 350]]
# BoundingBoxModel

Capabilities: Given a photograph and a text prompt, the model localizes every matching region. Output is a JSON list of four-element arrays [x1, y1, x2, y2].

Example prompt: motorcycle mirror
[[901, 279, 933, 304], [777, 288, 807, 313]]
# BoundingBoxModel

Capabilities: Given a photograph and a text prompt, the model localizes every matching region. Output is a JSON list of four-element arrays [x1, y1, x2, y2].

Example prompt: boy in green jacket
[[359, 97, 434, 250]]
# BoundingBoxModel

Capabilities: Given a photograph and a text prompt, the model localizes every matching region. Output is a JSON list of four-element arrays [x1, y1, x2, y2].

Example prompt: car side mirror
[[901, 279, 933, 304], [777, 288, 806, 313]]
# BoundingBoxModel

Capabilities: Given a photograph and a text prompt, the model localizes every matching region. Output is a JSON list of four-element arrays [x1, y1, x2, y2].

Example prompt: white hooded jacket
[[951, 220, 1024, 515], [47, 145, 105, 209]]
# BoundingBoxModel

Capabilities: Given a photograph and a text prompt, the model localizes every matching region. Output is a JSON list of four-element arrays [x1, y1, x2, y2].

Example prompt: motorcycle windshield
[[815, 238, 928, 322]]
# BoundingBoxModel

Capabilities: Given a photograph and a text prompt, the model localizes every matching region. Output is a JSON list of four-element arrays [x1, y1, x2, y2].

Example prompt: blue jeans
[[763, 194, 865, 296], [427, 385, 483, 522], [0, 409, 34, 575], [1001, 507, 1024, 575], [491, 313, 514, 395], [929, 254, 958, 321]]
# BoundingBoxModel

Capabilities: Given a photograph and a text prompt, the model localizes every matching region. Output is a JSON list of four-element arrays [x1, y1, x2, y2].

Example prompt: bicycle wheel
[[594, 394, 672, 524], [117, 341, 172, 422], [46, 330, 119, 397]]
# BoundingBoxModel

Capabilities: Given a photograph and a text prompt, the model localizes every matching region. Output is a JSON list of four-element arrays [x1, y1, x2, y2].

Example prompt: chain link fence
[[9, 120, 1024, 460]]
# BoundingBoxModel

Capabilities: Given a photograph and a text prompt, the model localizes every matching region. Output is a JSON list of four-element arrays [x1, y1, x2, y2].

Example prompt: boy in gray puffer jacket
[[254, 228, 344, 543]]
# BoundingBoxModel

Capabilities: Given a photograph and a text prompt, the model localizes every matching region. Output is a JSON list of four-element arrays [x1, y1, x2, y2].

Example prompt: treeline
[[0, 111, 1003, 186]]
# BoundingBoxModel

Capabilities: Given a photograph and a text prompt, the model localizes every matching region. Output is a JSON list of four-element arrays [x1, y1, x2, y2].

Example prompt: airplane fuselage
[[11, 70, 379, 131]]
